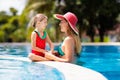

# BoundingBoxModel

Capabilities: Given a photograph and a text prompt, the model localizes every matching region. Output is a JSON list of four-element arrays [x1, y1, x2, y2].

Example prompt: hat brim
[[53, 14, 65, 20], [69, 24, 79, 35], [53, 14, 79, 35]]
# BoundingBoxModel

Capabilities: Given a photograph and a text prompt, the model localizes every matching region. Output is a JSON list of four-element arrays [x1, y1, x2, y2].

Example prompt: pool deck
[[40, 61, 108, 80]]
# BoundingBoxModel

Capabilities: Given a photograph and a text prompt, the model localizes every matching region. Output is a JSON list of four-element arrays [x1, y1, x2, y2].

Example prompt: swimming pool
[[0, 43, 65, 80], [0, 43, 119, 80], [77, 43, 120, 80]]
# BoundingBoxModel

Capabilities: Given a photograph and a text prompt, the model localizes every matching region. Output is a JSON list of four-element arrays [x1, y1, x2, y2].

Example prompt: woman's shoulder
[[64, 37, 74, 44], [64, 36, 73, 40]]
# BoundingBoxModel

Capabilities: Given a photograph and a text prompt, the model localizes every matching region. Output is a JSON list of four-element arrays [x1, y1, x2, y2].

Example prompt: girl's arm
[[46, 33, 54, 53], [31, 32, 47, 53]]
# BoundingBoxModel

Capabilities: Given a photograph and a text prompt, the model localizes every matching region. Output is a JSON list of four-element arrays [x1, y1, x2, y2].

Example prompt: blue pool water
[[0, 43, 120, 80], [76, 45, 120, 80], [0, 44, 65, 80]]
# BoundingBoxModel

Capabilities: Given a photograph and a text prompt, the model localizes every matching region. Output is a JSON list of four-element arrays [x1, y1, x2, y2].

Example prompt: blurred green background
[[0, 0, 120, 42]]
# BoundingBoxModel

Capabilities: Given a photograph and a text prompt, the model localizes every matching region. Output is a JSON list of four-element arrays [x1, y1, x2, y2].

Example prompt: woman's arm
[[31, 32, 47, 53]]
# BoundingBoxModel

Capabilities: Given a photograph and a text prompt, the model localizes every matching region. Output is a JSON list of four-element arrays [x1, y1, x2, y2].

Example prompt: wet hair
[[32, 14, 47, 27]]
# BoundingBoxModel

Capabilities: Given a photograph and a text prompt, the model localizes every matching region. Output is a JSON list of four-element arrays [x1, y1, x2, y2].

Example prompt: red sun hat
[[54, 12, 79, 35]]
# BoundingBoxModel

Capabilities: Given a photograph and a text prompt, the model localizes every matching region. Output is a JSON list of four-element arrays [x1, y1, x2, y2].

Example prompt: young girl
[[28, 13, 54, 61]]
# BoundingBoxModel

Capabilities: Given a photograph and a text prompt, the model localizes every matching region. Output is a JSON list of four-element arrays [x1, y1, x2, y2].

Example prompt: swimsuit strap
[[58, 43, 65, 56], [34, 30, 47, 39]]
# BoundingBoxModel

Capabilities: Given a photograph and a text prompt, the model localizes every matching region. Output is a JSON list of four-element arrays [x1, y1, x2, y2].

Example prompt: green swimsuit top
[[58, 44, 80, 57], [58, 44, 65, 56], [58, 43, 80, 57], [34, 30, 47, 39]]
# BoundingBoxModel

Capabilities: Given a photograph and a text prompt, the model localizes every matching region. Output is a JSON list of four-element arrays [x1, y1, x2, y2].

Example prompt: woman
[[45, 12, 81, 63]]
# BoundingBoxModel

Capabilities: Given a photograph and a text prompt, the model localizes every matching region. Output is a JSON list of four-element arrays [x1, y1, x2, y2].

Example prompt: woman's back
[[60, 36, 75, 62]]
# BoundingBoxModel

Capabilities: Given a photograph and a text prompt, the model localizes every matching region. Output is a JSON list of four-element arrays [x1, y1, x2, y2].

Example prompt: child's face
[[36, 18, 47, 31]]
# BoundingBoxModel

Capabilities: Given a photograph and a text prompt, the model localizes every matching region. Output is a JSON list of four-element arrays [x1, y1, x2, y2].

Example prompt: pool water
[[0, 44, 65, 80], [0, 43, 120, 80], [76, 45, 120, 80]]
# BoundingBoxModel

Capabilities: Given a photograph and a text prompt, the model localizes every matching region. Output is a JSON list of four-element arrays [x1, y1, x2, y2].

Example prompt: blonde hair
[[67, 26, 81, 55], [32, 14, 47, 27]]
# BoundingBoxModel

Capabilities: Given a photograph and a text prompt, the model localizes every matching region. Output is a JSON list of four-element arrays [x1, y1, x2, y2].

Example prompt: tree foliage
[[60, 0, 120, 42], [0, 0, 120, 42]]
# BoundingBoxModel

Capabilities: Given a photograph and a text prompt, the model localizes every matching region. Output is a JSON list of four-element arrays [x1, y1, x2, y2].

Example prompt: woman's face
[[59, 19, 69, 33]]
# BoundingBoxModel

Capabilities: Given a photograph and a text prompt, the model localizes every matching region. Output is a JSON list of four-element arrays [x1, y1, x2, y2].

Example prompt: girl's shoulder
[[31, 31, 36, 35], [32, 31, 36, 34], [31, 31, 37, 39]]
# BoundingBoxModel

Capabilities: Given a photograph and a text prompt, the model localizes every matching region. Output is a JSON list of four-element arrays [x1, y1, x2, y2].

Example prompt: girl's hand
[[48, 51, 53, 54], [44, 52, 54, 60]]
